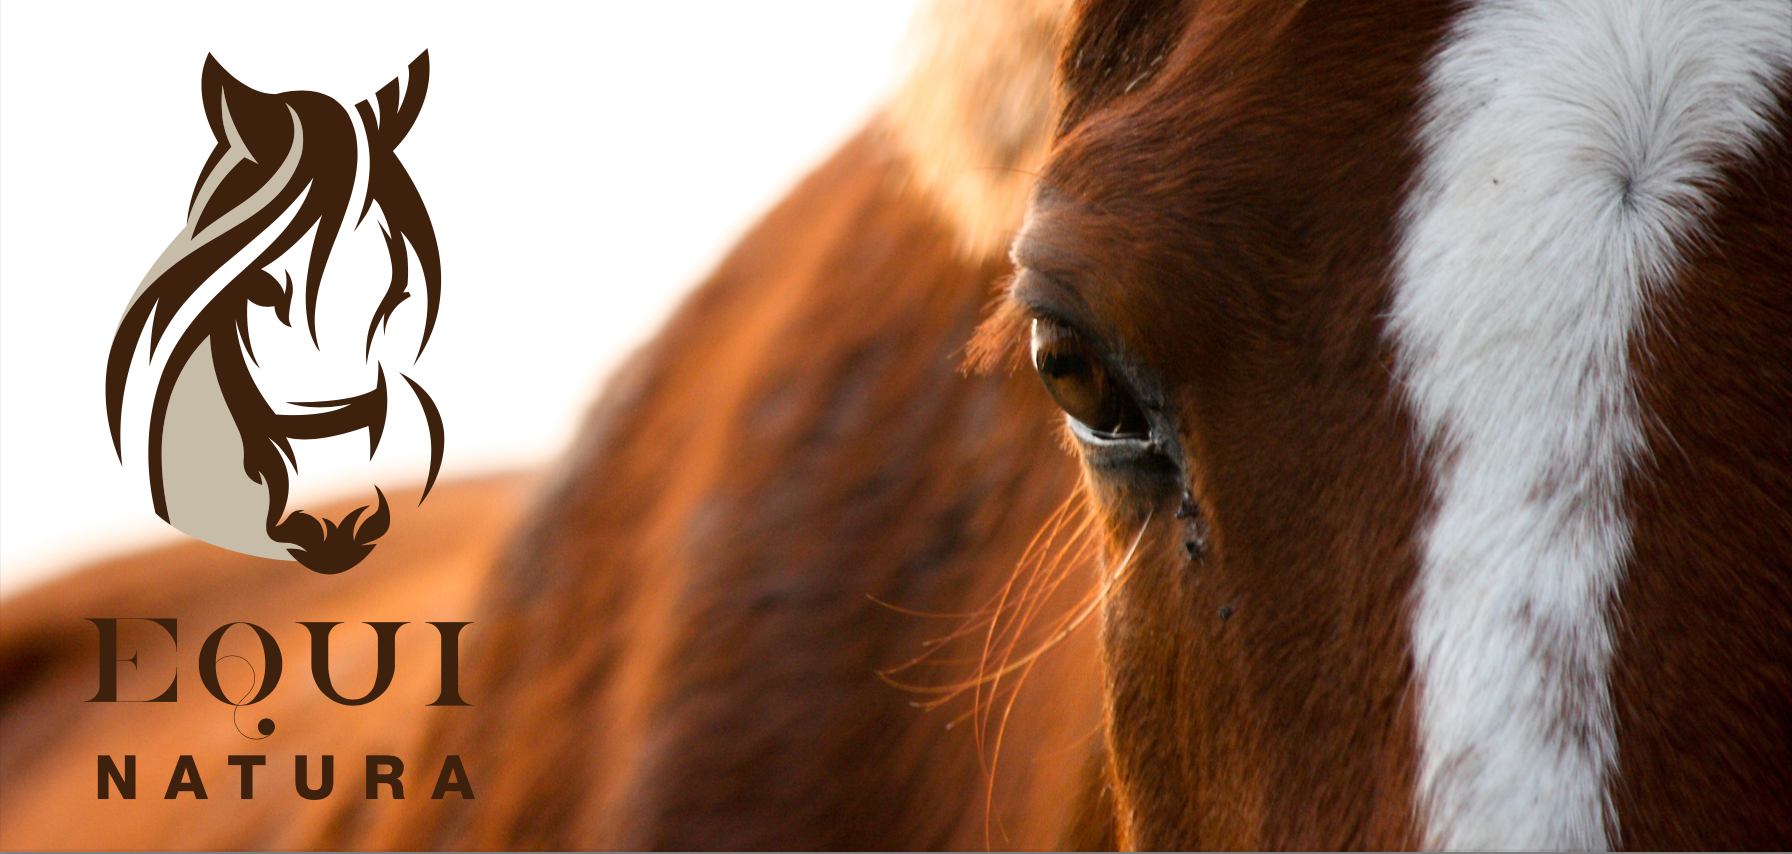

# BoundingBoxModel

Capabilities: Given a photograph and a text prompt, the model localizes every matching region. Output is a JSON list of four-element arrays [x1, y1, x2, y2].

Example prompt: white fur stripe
[[1389, 1, 1792, 848]]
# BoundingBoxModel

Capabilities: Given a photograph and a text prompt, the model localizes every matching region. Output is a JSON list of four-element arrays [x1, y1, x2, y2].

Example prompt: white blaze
[[1389, 0, 1791, 848]]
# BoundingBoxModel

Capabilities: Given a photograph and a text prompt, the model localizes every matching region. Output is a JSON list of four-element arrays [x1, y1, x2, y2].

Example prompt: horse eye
[[1030, 317, 1151, 441]]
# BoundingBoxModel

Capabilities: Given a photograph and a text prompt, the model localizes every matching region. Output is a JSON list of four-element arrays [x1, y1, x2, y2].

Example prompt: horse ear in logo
[[195, 56, 297, 233], [200, 54, 286, 153], [356, 51, 429, 151]]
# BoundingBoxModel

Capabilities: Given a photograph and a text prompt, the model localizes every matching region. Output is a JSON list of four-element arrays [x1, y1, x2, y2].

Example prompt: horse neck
[[382, 122, 1100, 850]]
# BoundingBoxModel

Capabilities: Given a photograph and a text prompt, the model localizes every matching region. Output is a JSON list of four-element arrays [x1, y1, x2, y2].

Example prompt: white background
[[0, 1, 923, 594]]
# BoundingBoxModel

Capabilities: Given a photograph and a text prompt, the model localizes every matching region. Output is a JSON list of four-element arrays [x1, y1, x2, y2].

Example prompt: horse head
[[979, 0, 1792, 847], [106, 51, 443, 574]]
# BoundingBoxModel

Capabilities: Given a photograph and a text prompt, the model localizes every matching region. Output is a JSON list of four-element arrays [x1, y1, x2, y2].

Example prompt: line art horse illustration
[[105, 52, 443, 574]]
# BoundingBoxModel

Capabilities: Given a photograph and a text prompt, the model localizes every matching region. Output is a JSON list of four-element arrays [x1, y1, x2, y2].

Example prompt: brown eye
[[1030, 318, 1151, 441]]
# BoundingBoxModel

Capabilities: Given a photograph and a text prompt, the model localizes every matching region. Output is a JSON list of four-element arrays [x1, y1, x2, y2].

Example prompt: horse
[[978, 0, 1791, 847], [1, 0, 1109, 848], [105, 52, 444, 574]]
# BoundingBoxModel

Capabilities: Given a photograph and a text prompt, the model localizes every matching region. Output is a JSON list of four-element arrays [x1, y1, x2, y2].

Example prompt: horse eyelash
[[962, 295, 1034, 376]]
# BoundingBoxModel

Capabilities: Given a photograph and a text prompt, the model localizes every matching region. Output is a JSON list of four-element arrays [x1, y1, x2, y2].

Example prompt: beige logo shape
[[106, 52, 443, 574]]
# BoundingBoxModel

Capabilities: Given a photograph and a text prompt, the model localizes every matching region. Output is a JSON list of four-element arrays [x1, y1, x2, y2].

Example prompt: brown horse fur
[[1, 0, 1111, 848], [991, 1, 1450, 845], [1609, 88, 1792, 850], [360, 122, 1103, 851]]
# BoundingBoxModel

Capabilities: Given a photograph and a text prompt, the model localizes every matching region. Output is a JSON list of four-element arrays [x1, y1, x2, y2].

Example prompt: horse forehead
[[1030, 0, 1448, 357], [1049, 0, 1441, 212]]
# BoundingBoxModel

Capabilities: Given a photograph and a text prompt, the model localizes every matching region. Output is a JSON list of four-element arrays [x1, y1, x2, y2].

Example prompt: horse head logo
[[106, 52, 443, 574]]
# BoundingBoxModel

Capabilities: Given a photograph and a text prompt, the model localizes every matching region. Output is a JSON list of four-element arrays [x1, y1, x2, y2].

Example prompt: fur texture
[[1391, 2, 1792, 847], [1011, 0, 1792, 847]]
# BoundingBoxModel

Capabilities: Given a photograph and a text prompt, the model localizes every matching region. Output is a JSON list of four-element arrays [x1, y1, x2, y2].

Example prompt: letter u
[[295, 754, 334, 800]]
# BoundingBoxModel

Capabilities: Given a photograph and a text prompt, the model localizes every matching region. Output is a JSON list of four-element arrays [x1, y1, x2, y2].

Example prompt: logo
[[105, 52, 443, 574]]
